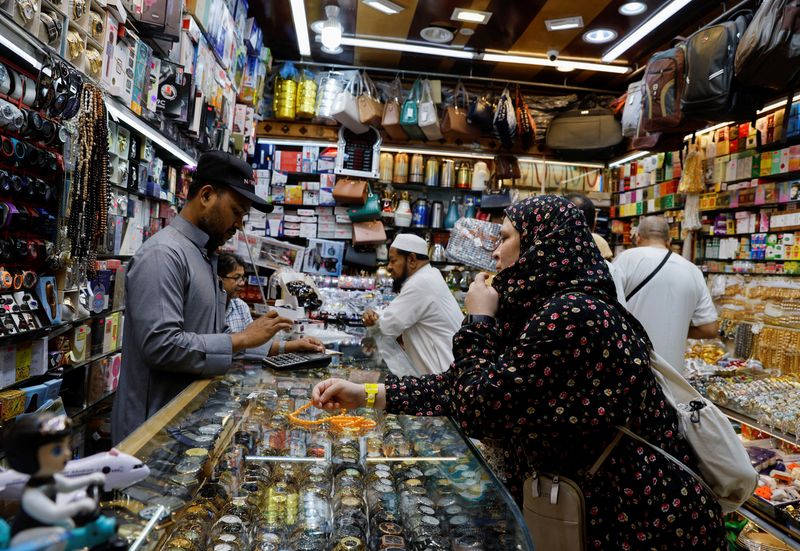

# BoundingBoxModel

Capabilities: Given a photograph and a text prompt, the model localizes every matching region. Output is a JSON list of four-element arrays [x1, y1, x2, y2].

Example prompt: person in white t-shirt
[[362, 234, 463, 375], [613, 216, 718, 373]]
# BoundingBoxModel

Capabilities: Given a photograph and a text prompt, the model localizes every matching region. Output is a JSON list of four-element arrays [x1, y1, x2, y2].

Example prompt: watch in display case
[[15, 0, 35, 24], [39, 10, 61, 44], [66, 31, 84, 61]]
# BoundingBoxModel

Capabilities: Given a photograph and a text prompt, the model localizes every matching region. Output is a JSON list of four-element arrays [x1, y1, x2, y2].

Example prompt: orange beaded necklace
[[288, 402, 377, 433]]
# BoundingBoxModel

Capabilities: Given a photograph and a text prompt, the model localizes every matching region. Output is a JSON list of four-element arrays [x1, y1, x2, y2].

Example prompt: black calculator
[[262, 352, 333, 371]]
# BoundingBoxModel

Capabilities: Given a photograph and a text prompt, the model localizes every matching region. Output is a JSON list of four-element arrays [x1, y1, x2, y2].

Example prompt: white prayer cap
[[391, 234, 429, 257]]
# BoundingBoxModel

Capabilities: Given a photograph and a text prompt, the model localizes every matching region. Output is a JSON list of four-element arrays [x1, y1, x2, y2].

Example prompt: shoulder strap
[[616, 426, 717, 498], [625, 249, 672, 302]]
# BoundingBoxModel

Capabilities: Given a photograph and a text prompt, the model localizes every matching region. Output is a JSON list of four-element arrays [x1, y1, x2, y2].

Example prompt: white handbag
[[641, 351, 759, 513], [621, 80, 644, 138], [332, 73, 369, 134], [418, 78, 443, 141]]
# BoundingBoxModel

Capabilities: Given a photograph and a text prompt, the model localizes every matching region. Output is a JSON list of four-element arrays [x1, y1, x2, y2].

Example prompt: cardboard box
[[0, 390, 26, 420]]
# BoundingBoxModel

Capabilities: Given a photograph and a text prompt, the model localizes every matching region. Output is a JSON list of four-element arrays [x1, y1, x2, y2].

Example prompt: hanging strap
[[586, 431, 624, 476], [625, 249, 671, 301], [616, 426, 716, 498]]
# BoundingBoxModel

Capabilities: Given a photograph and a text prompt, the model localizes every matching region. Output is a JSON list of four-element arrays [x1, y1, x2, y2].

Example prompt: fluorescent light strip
[[482, 52, 629, 74], [380, 145, 493, 160], [0, 29, 42, 69], [340, 37, 475, 59], [758, 94, 800, 115], [518, 156, 604, 169], [609, 151, 650, 167], [683, 120, 733, 141], [363, 0, 403, 15], [106, 100, 197, 167], [258, 138, 338, 148], [549, 22, 581, 31], [289, 0, 312, 57], [602, 0, 693, 62]]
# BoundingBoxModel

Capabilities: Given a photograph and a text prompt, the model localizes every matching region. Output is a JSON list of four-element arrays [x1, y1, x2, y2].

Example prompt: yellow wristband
[[364, 383, 378, 408]]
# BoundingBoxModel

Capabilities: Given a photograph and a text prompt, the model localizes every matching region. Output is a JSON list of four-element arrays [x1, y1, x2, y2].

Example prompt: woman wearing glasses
[[218, 253, 324, 357]]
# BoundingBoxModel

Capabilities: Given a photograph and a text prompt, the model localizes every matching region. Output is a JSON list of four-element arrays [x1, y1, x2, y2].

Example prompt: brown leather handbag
[[358, 72, 384, 126], [333, 179, 368, 205], [381, 77, 408, 140], [442, 82, 474, 138], [352, 220, 387, 245]]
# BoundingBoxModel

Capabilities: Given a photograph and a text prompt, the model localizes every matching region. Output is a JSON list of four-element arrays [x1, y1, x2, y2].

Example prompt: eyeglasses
[[221, 274, 246, 283]]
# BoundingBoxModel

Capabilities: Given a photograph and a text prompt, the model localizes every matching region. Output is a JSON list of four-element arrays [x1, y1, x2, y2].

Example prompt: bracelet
[[364, 383, 378, 408], [278, 340, 286, 354]]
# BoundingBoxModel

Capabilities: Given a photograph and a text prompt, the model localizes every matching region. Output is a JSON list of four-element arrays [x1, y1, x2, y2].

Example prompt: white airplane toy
[[0, 449, 149, 500]]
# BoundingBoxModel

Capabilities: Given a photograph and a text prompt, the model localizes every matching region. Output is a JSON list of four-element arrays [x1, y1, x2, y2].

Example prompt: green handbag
[[347, 186, 382, 222], [400, 79, 425, 141]]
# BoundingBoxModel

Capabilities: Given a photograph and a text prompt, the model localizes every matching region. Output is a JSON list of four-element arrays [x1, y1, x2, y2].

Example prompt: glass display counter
[[111, 342, 534, 551]]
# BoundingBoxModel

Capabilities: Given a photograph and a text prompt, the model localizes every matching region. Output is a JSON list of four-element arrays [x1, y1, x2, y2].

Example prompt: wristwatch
[[463, 314, 495, 326]]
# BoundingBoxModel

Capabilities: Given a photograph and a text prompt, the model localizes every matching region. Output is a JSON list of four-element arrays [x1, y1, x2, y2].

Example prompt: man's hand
[[362, 309, 379, 327], [465, 273, 499, 316], [286, 336, 325, 353], [232, 311, 293, 352]]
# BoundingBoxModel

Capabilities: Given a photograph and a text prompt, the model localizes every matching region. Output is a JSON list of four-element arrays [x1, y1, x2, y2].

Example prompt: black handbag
[[344, 245, 378, 268], [468, 90, 495, 132]]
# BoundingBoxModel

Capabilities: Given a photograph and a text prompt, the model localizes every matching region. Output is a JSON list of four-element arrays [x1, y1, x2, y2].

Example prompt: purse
[[522, 433, 624, 551], [468, 89, 495, 132], [515, 85, 536, 149], [494, 154, 521, 180], [358, 71, 383, 127], [344, 245, 378, 268], [332, 179, 368, 205], [418, 78, 443, 141], [400, 79, 426, 140], [381, 77, 408, 141], [493, 86, 517, 150], [332, 73, 369, 134], [442, 82, 475, 138], [352, 220, 387, 245], [347, 186, 381, 222]]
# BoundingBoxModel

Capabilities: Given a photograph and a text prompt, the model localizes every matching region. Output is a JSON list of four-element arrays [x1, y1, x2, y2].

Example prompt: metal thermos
[[379, 153, 394, 184], [431, 243, 446, 262], [456, 161, 473, 189], [472, 161, 490, 191], [440, 159, 455, 188], [392, 152, 409, 184], [410, 153, 424, 183], [424, 158, 439, 187], [411, 198, 429, 228], [430, 201, 444, 228]]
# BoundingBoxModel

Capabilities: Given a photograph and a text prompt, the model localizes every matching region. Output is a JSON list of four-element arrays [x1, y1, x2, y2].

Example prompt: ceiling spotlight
[[362, 0, 404, 15], [583, 28, 617, 44], [420, 26, 454, 44], [459, 27, 474, 36], [451, 7, 492, 24], [545, 16, 584, 31], [320, 5, 343, 52], [619, 2, 648, 15]]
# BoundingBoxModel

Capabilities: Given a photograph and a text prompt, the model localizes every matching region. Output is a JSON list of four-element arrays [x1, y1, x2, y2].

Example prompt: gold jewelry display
[[72, 0, 85, 18], [86, 48, 102, 78], [288, 402, 377, 434], [66, 31, 84, 60], [89, 10, 103, 39]]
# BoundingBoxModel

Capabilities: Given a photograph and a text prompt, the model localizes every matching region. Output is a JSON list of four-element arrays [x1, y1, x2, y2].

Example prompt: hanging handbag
[[442, 82, 475, 138], [333, 179, 368, 205], [344, 245, 378, 268], [352, 220, 387, 245], [418, 78, 443, 141], [445, 218, 501, 271], [468, 89, 495, 132], [315, 71, 344, 124], [515, 85, 536, 149], [493, 86, 517, 150], [494, 154, 521, 180], [358, 71, 383, 126], [332, 73, 369, 134], [400, 78, 425, 140], [381, 77, 408, 141], [347, 186, 382, 222]]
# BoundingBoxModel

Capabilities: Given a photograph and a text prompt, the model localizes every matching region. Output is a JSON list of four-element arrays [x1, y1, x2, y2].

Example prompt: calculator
[[262, 352, 333, 371]]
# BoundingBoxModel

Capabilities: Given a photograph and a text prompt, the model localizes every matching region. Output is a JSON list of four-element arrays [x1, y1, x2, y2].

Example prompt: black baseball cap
[[194, 150, 273, 213]]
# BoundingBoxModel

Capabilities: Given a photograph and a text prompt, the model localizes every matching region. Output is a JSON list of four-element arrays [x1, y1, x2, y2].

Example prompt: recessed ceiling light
[[545, 16, 584, 32], [583, 28, 617, 44], [420, 26, 454, 44], [557, 62, 576, 72], [362, 0, 404, 15], [619, 2, 647, 15], [603, 0, 691, 62], [459, 27, 474, 36], [451, 7, 492, 25]]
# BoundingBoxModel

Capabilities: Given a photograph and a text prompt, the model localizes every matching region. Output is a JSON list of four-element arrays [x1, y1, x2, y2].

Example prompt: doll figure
[[5, 413, 105, 549]]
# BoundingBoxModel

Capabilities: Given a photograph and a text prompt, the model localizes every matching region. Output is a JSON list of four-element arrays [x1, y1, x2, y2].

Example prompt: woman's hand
[[465, 272, 499, 316], [287, 336, 325, 353], [312, 378, 366, 410]]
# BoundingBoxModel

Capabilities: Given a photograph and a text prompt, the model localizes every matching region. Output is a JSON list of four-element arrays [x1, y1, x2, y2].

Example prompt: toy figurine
[[3, 414, 114, 550]]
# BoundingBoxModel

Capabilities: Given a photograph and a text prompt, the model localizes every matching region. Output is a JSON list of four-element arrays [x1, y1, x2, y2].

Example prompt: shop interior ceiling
[[255, 0, 736, 93]]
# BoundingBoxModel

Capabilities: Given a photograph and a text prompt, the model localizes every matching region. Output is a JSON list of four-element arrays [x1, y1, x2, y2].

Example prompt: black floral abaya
[[384, 196, 726, 550]]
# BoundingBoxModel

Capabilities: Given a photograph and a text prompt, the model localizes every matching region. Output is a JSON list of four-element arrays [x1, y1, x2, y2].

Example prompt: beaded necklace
[[67, 83, 109, 277], [288, 402, 377, 434]]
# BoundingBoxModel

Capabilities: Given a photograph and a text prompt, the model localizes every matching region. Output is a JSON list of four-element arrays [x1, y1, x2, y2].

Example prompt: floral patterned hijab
[[492, 195, 638, 337]]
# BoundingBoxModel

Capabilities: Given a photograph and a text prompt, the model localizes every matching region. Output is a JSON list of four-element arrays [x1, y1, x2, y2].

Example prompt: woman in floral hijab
[[314, 196, 725, 549]]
